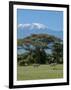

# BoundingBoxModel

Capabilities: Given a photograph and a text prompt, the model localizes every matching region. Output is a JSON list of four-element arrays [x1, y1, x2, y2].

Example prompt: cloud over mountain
[[18, 23, 48, 30]]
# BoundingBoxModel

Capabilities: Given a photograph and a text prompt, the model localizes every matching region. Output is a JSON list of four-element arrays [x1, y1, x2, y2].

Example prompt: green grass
[[17, 64, 63, 80]]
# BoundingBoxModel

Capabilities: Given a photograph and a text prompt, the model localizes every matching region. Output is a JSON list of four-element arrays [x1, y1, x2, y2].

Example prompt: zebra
[[33, 64, 40, 68]]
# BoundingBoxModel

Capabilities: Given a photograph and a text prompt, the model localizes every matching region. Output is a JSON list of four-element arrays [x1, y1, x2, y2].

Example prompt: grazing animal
[[24, 63, 28, 66], [33, 64, 40, 68], [50, 63, 57, 66]]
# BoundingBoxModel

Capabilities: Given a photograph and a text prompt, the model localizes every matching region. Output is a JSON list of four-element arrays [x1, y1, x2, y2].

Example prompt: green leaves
[[17, 34, 63, 65]]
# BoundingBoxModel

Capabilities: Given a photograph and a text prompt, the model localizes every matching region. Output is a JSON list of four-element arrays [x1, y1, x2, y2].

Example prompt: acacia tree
[[17, 34, 62, 65]]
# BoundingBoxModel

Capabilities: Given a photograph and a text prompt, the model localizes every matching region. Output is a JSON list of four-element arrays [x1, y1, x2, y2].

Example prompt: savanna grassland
[[17, 64, 63, 80]]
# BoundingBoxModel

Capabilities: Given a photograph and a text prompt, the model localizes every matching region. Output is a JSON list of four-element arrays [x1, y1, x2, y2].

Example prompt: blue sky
[[17, 9, 63, 40]]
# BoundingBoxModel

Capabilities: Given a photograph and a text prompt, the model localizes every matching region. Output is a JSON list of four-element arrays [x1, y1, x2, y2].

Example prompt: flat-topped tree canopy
[[17, 34, 62, 50]]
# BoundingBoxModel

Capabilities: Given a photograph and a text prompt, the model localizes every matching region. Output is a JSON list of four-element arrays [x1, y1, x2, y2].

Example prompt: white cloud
[[18, 23, 48, 30], [18, 24, 23, 28], [31, 23, 47, 30], [18, 23, 31, 29]]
